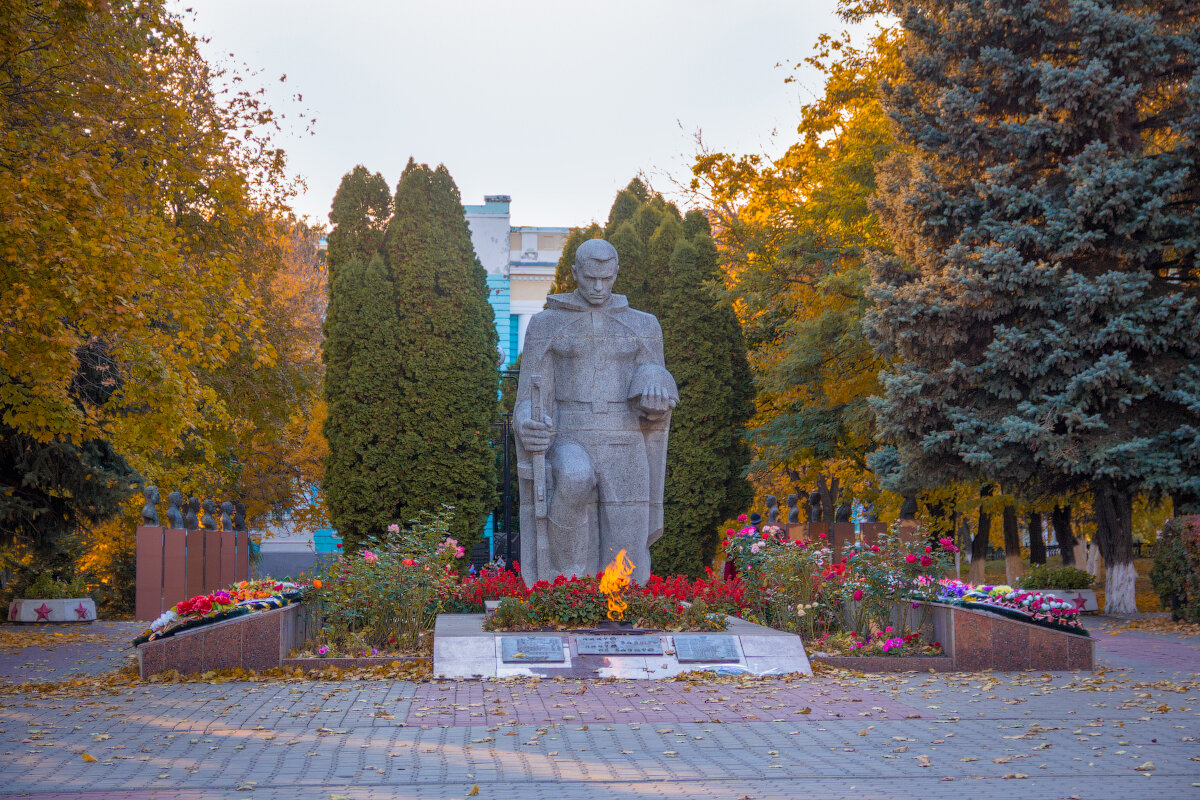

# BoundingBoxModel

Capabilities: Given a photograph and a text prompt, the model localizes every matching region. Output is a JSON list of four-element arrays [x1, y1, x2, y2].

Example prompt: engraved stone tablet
[[673, 635, 740, 663], [501, 636, 565, 663], [576, 635, 663, 656]]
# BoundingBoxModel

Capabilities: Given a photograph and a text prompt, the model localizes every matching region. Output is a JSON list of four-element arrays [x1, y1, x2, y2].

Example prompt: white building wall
[[465, 196, 512, 276]]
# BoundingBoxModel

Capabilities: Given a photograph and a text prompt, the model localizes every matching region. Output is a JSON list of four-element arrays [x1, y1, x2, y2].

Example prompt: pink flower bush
[[362, 550, 378, 563]]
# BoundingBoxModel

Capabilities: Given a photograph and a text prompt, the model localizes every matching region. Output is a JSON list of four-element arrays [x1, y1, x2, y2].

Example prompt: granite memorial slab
[[577, 635, 664, 656], [673, 634, 740, 663], [433, 614, 811, 679], [500, 636, 566, 663]]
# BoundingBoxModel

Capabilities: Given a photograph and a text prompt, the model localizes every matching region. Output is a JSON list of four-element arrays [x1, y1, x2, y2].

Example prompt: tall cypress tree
[[605, 177, 649, 232], [326, 166, 391, 285], [599, 178, 754, 577], [608, 221, 649, 312], [323, 254, 405, 545], [655, 235, 754, 576], [866, 0, 1200, 612], [385, 160, 499, 550]]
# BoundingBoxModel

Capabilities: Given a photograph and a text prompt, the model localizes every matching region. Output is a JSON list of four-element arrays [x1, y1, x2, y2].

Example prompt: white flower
[[150, 609, 178, 632]]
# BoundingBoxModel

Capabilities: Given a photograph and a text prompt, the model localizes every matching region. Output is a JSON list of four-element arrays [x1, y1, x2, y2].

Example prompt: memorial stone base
[[8, 598, 96, 623], [432, 613, 812, 679]]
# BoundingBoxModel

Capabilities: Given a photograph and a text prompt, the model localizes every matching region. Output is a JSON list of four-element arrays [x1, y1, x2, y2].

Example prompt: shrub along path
[[0, 614, 1196, 800]]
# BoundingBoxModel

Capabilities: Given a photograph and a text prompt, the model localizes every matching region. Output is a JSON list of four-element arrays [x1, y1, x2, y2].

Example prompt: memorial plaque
[[672, 635, 740, 663], [576, 635, 663, 656], [501, 636, 565, 663]]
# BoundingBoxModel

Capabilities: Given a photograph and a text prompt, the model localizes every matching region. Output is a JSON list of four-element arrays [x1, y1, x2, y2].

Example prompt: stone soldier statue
[[166, 491, 184, 529], [220, 501, 234, 531], [786, 493, 800, 524], [515, 239, 677, 587], [183, 497, 200, 530], [765, 494, 780, 525], [141, 486, 160, 526]]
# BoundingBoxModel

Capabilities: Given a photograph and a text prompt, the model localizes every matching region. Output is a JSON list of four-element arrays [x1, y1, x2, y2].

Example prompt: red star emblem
[[74, 602, 90, 620], [1072, 592, 1088, 611], [34, 602, 52, 622]]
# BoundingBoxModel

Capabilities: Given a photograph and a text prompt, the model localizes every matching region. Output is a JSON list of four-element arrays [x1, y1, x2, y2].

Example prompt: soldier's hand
[[637, 384, 676, 418], [519, 415, 554, 453]]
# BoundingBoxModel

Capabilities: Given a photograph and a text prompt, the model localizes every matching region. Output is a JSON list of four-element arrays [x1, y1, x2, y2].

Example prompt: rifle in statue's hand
[[530, 376, 551, 580]]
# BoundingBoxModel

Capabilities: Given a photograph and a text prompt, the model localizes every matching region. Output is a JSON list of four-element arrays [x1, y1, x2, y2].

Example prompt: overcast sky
[[179, 1, 855, 229]]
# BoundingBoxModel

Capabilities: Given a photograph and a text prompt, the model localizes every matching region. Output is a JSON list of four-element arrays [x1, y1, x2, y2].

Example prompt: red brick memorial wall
[[135, 527, 251, 621]]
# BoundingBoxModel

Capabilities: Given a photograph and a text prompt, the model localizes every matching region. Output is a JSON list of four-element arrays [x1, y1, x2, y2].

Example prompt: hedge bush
[[1149, 517, 1200, 623]]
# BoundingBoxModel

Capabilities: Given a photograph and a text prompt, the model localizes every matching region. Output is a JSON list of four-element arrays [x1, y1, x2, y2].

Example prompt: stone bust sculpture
[[183, 497, 200, 530], [141, 486, 160, 526], [765, 494, 780, 525], [201, 499, 217, 530], [220, 501, 234, 531], [166, 490, 184, 529], [514, 238, 678, 587], [786, 493, 800, 524], [808, 489, 822, 522]]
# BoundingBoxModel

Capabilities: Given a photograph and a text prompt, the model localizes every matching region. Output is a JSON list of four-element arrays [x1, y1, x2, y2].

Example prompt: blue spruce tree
[[866, 0, 1200, 612]]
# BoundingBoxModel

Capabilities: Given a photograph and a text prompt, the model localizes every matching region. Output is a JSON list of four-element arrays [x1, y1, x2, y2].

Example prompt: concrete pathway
[[0, 616, 1196, 799]]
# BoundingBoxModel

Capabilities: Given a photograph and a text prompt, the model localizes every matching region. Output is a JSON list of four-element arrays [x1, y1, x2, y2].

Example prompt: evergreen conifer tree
[[322, 254, 406, 545], [599, 178, 754, 576], [866, 0, 1200, 612], [605, 178, 648, 232], [326, 166, 391, 284], [655, 236, 753, 576], [384, 160, 499, 550], [608, 222, 650, 313]]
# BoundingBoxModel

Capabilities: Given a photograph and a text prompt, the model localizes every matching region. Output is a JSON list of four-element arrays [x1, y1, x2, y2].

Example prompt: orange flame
[[598, 549, 635, 621]]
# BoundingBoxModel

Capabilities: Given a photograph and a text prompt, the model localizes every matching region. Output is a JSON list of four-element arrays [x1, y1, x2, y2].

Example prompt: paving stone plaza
[[0, 617, 1197, 799]]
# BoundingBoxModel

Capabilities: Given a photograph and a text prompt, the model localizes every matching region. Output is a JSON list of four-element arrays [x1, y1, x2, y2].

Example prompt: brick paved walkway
[[0, 616, 1196, 799], [0, 622, 140, 682]]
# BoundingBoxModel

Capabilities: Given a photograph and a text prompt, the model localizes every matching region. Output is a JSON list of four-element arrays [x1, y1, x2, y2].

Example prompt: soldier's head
[[572, 239, 619, 307]]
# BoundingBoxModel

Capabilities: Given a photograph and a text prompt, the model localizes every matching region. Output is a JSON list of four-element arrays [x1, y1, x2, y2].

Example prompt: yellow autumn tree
[[2, 3, 325, 584], [690, 21, 900, 518], [0, 2, 296, 453]]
